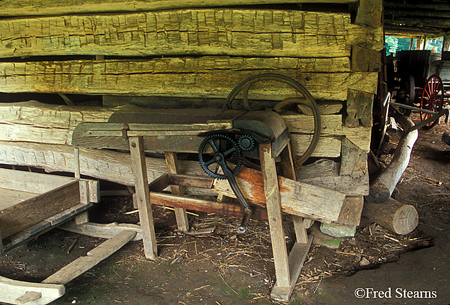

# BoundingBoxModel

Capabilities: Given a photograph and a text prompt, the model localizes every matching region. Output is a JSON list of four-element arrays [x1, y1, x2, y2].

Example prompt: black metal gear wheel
[[238, 134, 255, 151], [198, 134, 243, 179]]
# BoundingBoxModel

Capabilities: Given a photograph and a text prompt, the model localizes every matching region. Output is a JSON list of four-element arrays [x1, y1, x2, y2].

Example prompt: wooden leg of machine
[[129, 136, 157, 260], [164, 152, 189, 232], [260, 143, 291, 299], [261, 143, 312, 302]]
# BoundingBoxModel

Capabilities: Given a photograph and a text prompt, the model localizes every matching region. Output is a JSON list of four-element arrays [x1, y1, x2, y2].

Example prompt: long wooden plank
[[213, 166, 346, 223], [42, 230, 136, 285], [0, 180, 80, 238], [0, 60, 378, 101], [0, 9, 382, 59], [0, 0, 359, 17]]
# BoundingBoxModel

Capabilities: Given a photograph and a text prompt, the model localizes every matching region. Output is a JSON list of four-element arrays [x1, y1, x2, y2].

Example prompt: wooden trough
[[0, 168, 145, 305]]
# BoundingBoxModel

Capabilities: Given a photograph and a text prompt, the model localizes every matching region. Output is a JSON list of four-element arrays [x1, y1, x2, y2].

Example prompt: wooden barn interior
[[0, 0, 449, 304]]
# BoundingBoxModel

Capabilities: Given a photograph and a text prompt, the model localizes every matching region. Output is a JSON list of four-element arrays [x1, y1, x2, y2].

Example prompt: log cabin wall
[[0, 0, 383, 217]]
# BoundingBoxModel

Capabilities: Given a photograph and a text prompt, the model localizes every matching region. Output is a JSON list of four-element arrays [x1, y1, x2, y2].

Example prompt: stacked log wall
[[0, 0, 383, 215]]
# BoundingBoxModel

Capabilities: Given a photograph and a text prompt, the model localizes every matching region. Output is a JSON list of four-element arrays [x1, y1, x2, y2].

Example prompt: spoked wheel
[[420, 74, 444, 129], [222, 73, 321, 166]]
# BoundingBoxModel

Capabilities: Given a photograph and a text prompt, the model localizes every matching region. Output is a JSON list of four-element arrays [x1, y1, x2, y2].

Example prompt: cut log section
[[362, 198, 419, 235], [365, 116, 418, 203]]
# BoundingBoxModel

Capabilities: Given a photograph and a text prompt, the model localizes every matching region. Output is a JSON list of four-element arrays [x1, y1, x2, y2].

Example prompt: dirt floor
[[1, 113, 450, 305]]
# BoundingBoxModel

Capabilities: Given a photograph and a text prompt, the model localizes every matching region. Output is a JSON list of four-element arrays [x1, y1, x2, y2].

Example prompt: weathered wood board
[[0, 9, 383, 59], [0, 0, 359, 17], [0, 59, 378, 101]]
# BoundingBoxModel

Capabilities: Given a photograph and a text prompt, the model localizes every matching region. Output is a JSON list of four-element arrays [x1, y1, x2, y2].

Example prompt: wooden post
[[164, 152, 189, 232], [129, 136, 157, 260], [260, 143, 291, 295], [74, 147, 89, 225]]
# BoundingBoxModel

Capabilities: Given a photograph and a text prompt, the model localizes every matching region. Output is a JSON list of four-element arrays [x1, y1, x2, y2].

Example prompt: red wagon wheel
[[420, 74, 444, 129]]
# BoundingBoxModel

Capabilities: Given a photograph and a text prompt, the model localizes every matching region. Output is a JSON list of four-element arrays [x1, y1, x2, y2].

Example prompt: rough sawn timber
[[0, 9, 383, 59], [0, 141, 206, 188], [0, 58, 378, 102], [0, 0, 359, 17], [213, 167, 346, 223]]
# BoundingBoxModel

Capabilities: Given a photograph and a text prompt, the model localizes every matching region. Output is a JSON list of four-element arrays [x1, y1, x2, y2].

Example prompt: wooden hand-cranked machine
[[73, 74, 346, 301]]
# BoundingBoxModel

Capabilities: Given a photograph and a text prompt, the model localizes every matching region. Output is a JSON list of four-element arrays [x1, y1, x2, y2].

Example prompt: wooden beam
[[213, 166, 346, 223], [282, 113, 372, 152], [0, 0, 359, 17], [0, 141, 209, 188], [0, 59, 379, 102], [0, 9, 382, 59], [336, 196, 364, 226]]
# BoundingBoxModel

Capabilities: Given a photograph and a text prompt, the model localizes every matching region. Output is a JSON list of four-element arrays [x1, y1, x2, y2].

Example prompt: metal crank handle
[[217, 160, 252, 233]]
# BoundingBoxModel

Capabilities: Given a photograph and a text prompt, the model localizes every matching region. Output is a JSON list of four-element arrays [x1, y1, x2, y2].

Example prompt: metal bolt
[[131, 142, 137, 148]]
